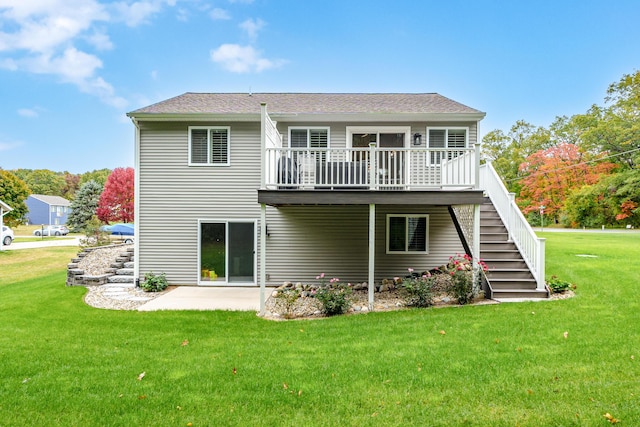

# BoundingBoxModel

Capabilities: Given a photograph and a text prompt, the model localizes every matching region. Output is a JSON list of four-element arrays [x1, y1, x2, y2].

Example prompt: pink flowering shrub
[[445, 254, 487, 304], [314, 274, 353, 316], [400, 268, 434, 307]]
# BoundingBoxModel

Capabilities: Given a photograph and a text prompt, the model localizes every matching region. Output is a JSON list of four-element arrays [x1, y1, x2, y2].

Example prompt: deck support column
[[472, 202, 481, 289], [260, 203, 266, 316], [368, 203, 375, 310]]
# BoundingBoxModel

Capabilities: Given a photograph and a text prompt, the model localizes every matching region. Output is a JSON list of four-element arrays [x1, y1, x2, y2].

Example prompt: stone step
[[107, 275, 135, 284], [116, 268, 134, 276], [123, 261, 135, 269], [115, 256, 130, 263], [82, 274, 112, 285], [110, 262, 124, 269], [67, 263, 79, 269], [102, 282, 135, 288]]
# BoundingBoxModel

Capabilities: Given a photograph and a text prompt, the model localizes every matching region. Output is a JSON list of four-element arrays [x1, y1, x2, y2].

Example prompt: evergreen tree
[[67, 180, 103, 231]]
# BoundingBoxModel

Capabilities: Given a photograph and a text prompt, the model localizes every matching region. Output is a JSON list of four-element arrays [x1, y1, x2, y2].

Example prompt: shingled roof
[[29, 194, 70, 206], [129, 93, 484, 116]]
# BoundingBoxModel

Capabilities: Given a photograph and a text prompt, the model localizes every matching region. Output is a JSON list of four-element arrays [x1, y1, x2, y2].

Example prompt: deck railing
[[264, 146, 478, 190], [479, 162, 546, 291]]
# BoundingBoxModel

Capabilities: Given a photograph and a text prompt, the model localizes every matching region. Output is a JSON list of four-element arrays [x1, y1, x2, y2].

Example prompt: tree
[[0, 170, 30, 227], [518, 143, 617, 223], [12, 168, 66, 196], [97, 167, 134, 223], [481, 120, 552, 193], [568, 70, 640, 168], [80, 169, 111, 188], [61, 172, 81, 200], [67, 180, 103, 231]]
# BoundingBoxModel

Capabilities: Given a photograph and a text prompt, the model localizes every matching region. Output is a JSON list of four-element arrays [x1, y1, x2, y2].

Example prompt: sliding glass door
[[199, 220, 255, 285]]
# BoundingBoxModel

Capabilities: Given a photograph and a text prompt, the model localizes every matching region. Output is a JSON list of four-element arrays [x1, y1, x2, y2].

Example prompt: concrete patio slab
[[137, 286, 261, 312]]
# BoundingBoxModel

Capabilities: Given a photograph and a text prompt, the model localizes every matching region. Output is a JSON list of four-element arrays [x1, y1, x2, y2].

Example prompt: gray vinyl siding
[[278, 121, 478, 148], [138, 119, 475, 286], [138, 121, 262, 284], [264, 205, 464, 286]]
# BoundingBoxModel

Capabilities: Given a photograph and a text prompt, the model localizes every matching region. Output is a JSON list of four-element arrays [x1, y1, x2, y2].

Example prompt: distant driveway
[[3, 237, 81, 251]]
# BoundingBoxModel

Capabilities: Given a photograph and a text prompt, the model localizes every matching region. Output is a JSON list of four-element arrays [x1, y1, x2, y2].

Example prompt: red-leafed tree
[[97, 167, 134, 223], [518, 143, 616, 223]]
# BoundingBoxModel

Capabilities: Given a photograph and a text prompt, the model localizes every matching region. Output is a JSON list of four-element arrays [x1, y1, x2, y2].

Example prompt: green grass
[[1, 233, 639, 426]]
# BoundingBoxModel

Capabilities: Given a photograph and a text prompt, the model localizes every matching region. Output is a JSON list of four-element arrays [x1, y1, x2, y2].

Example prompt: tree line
[[0, 167, 134, 230], [483, 70, 640, 228]]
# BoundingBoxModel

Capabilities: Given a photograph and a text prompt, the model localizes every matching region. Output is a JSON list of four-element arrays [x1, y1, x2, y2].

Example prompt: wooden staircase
[[480, 200, 549, 299]]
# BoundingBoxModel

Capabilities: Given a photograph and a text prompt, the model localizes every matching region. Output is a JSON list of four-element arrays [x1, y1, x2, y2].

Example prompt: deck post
[[260, 203, 267, 315], [260, 103, 267, 189], [473, 202, 481, 289], [507, 193, 516, 242], [536, 237, 546, 291], [368, 203, 375, 310], [369, 143, 376, 190]]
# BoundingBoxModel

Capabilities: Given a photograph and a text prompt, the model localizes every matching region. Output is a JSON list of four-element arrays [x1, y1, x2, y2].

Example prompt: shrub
[[400, 268, 434, 307], [547, 275, 575, 293], [273, 287, 301, 319], [314, 274, 352, 316], [445, 254, 487, 305], [141, 272, 168, 292]]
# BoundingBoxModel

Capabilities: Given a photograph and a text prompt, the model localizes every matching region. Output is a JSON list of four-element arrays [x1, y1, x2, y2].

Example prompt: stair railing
[[479, 163, 546, 291]]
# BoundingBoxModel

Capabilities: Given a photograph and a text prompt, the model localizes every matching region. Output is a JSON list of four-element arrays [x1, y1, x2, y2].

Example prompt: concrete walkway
[[138, 287, 262, 312], [3, 236, 80, 250]]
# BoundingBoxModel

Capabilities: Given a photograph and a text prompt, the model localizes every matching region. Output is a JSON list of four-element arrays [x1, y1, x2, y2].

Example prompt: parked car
[[33, 225, 70, 236], [2, 226, 13, 245]]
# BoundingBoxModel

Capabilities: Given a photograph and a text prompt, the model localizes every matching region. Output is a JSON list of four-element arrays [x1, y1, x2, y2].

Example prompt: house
[[127, 93, 547, 313], [26, 194, 71, 225]]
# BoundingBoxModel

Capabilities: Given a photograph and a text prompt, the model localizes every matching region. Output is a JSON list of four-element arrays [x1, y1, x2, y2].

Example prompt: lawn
[[0, 233, 639, 426]]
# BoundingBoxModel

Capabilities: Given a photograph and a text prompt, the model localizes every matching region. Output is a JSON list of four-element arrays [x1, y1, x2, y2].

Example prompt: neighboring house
[[127, 93, 547, 312], [26, 194, 71, 225]]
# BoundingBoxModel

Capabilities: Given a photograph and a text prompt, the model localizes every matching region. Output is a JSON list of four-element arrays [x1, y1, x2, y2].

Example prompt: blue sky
[[1, 0, 639, 173]]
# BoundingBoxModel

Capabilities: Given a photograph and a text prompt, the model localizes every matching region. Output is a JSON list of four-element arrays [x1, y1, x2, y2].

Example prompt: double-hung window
[[427, 127, 468, 164], [386, 214, 429, 254], [189, 126, 230, 166]]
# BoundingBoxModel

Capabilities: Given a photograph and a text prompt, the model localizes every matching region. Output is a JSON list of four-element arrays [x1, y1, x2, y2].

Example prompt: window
[[189, 126, 230, 166], [427, 127, 468, 164], [288, 128, 329, 148], [199, 220, 255, 284], [386, 214, 429, 253]]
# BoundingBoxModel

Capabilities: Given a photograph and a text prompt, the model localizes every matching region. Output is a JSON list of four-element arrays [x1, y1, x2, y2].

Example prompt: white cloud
[[0, 0, 177, 108], [210, 8, 230, 20], [17, 108, 39, 118], [210, 43, 286, 73], [239, 17, 264, 40], [111, 1, 161, 27], [86, 28, 114, 50]]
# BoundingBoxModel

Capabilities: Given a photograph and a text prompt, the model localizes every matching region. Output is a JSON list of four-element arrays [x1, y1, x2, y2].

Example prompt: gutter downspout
[[130, 116, 141, 287]]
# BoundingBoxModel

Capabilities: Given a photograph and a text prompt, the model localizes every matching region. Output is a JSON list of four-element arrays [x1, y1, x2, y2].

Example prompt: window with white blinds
[[189, 127, 230, 166], [288, 128, 329, 148], [386, 214, 429, 254], [427, 128, 468, 148], [427, 127, 468, 164]]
